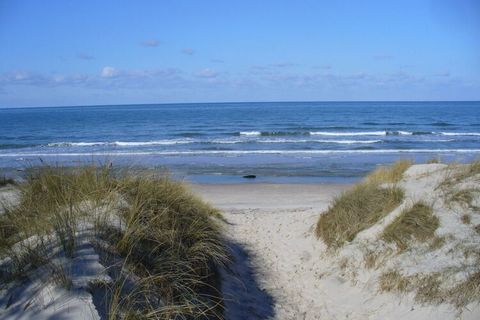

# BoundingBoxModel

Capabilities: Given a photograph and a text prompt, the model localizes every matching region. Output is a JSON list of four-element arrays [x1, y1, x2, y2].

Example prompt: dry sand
[[191, 177, 479, 320], [1, 164, 478, 319]]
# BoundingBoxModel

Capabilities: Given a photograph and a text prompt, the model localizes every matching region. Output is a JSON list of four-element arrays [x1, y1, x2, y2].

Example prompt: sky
[[0, 0, 479, 107]]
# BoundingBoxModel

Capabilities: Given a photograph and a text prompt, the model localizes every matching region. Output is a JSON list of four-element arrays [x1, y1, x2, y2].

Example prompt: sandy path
[[191, 184, 349, 319], [192, 183, 471, 320]]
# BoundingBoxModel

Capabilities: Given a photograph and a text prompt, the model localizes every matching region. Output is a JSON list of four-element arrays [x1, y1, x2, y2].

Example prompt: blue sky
[[0, 0, 479, 107]]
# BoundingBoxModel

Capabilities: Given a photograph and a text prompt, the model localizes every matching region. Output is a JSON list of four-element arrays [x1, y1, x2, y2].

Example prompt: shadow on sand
[[221, 240, 275, 319]]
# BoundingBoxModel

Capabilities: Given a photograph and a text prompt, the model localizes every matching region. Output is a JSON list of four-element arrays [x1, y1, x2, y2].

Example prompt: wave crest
[[47, 139, 194, 147]]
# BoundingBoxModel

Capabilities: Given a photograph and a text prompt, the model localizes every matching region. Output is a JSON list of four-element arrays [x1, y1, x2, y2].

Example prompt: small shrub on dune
[[381, 202, 439, 251]]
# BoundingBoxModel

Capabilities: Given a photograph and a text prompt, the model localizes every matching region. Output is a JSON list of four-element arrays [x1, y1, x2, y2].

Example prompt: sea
[[1, 101, 479, 183]]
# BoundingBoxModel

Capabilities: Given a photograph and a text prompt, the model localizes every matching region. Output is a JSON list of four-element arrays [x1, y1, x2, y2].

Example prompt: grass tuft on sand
[[365, 159, 413, 185], [316, 183, 404, 249], [381, 202, 439, 251], [0, 175, 15, 187], [439, 160, 480, 189], [0, 165, 228, 319], [316, 160, 410, 249]]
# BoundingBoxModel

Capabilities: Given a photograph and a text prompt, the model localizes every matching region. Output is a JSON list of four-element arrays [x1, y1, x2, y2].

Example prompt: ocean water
[[1, 101, 479, 183]]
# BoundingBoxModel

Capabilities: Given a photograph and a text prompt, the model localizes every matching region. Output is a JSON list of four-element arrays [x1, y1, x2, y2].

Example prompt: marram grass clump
[[316, 160, 412, 249], [105, 176, 228, 319], [381, 202, 439, 251], [316, 183, 404, 249], [365, 159, 413, 185], [0, 165, 228, 319], [0, 175, 15, 187]]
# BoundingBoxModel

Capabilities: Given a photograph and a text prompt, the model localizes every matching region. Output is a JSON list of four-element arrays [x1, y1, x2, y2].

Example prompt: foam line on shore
[[3, 148, 480, 157]]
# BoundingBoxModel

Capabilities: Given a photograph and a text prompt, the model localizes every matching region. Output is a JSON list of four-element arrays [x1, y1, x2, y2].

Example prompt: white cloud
[[195, 68, 219, 78], [13, 71, 30, 81], [100, 66, 119, 78]]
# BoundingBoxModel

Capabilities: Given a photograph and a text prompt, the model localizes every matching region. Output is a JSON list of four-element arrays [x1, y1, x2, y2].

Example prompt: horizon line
[[1, 99, 480, 110]]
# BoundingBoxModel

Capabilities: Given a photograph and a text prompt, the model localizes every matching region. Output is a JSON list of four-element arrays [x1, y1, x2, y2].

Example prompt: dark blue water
[[1, 102, 479, 183]]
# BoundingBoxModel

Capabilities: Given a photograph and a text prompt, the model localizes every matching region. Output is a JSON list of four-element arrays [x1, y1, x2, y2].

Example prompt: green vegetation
[[379, 270, 411, 293], [316, 161, 411, 249], [426, 157, 441, 164], [381, 202, 439, 251], [449, 271, 480, 307], [446, 188, 480, 211], [0, 175, 15, 187], [380, 268, 480, 307], [439, 160, 480, 189], [379, 270, 443, 304], [365, 159, 412, 185], [461, 214, 471, 225], [0, 165, 228, 319], [316, 183, 404, 249]]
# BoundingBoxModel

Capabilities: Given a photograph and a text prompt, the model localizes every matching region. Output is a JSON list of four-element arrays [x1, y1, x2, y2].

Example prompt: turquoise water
[[1, 101, 479, 183]]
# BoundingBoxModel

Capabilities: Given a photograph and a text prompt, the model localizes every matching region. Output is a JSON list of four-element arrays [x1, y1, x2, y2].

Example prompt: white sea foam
[[239, 131, 262, 136], [47, 142, 107, 147], [47, 140, 194, 147], [258, 139, 382, 144], [210, 139, 245, 144], [397, 131, 413, 135], [114, 140, 193, 146], [4, 149, 480, 157], [439, 132, 480, 136], [309, 131, 387, 136], [420, 139, 455, 142]]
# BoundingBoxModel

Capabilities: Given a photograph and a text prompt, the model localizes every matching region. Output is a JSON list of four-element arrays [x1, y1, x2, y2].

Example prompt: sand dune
[[193, 164, 480, 319]]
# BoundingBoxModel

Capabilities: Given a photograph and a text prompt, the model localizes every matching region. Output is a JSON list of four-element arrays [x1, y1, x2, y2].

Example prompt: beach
[[191, 175, 480, 320], [1, 162, 480, 319], [192, 183, 349, 319], [2, 1, 479, 318]]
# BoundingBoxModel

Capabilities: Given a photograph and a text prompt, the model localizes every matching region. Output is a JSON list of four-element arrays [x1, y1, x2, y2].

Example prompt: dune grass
[[379, 270, 444, 304], [102, 176, 228, 319], [365, 159, 413, 185], [439, 160, 480, 190], [449, 270, 480, 307], [0, 165, 228, 319], [316, 160, 412, 249], [316, 161, 410, 249], [0, 175, 15, 187], [426, 157, 441, 164], [381, 202, 439, 251], [316, 183, 404, 249], [380, 268, 480, 307]]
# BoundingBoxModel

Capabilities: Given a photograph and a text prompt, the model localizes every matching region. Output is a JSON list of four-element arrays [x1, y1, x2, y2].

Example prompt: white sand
[[192, 167, 480, 320], [1, 164, 479, 319]]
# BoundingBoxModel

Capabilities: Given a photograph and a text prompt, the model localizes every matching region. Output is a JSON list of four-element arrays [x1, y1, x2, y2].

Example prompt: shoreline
[[191, 182, 350, 209], [192, 164, 480, 319]]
